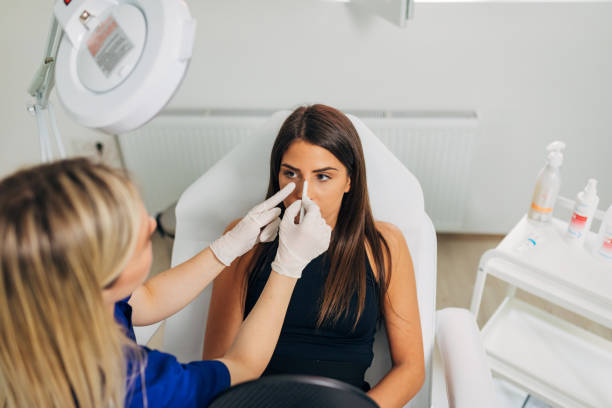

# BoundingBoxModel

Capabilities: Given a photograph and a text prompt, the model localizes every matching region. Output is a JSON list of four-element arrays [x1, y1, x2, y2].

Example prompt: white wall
[[0, 2, 119, 177], [0, 3, 50, 175], [1, 0, 611, 233]]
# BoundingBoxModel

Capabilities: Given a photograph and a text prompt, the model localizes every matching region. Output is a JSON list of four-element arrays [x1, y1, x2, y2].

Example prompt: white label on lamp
[[86, 16, 134, 77]]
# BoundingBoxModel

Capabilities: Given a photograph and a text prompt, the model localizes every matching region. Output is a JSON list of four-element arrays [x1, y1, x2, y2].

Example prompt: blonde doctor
[[0, 158, 331, 408]]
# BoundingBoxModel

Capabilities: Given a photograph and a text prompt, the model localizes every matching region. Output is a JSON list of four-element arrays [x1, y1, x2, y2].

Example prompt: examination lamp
[[28, 0, 196, 161]]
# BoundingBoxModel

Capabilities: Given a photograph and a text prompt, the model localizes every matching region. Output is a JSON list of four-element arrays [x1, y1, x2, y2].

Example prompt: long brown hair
[[0, 158, 144, 407], [245, 104, 392, 328]]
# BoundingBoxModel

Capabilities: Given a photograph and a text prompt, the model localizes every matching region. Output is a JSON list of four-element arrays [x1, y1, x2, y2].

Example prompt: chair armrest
[[435, 308, 498, 408]]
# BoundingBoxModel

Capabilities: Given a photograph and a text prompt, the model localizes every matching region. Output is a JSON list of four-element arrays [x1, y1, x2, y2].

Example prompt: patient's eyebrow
[[313, 167, 338, 173], [281, 163, 301, 172], [282, 163, 338, 173]]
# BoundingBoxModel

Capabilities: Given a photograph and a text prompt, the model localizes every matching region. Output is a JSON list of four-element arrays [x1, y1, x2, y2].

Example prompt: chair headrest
[[175, 110, 425, 245]]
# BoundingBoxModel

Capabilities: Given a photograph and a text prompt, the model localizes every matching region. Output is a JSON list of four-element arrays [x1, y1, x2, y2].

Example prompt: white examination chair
[[163, 111, 498, 408]]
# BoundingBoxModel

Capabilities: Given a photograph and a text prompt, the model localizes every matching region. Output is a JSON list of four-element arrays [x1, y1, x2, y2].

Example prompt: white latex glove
[[271, 195, 332, 278], [211, 182, 296, 266]]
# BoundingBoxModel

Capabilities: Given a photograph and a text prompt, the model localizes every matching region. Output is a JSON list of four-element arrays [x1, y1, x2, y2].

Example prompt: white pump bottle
[[528, 141, 565, 223], [566, 179, 599, 245]]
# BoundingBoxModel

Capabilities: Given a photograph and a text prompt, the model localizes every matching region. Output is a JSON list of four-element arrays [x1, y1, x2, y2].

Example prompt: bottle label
[[567, 212, 588, 239], [599, 236, 612, 260], [531, 202, 553, 213], [87, 16, 134, 78]]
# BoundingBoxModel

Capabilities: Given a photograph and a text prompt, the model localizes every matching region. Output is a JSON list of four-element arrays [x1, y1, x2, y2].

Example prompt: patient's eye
[[316, 173, 331, 182], [282, 170, 298, 179]]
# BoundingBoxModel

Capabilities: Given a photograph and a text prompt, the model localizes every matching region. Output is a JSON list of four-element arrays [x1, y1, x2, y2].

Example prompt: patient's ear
[[344, 176, 351, 193]]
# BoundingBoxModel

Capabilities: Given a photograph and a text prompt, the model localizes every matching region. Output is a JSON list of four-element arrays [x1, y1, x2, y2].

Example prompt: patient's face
[[279, 140, 350, 228]]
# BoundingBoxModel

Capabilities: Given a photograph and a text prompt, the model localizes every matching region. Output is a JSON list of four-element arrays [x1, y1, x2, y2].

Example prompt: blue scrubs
[[114, 298, 230, 408]]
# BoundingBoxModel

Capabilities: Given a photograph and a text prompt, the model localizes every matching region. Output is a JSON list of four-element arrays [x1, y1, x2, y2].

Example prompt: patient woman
[[203, 104, 425, 407]]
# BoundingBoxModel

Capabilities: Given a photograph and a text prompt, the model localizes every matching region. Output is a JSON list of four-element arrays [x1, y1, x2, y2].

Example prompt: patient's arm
[[367, 222, 426, 408], [203, 219, 254, 359]]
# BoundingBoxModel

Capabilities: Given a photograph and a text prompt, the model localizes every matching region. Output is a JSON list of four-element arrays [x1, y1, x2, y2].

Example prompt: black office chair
[[209, 375, 379, 408]]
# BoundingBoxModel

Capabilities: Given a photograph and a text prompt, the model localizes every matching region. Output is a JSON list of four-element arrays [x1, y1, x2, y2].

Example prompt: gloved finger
[[259, 217, 281, 242], [282, 199, 302, 224], [252, 206, 281, 226], [302, 196, 323, 221], [253, 182, 296, 213]]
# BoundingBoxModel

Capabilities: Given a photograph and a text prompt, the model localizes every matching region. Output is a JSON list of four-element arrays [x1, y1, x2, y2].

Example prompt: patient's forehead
[[282, 140, 345, 172]]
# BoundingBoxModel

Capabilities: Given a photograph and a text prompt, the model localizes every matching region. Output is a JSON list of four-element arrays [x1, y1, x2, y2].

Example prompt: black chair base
[[209, 375, 379, 408]]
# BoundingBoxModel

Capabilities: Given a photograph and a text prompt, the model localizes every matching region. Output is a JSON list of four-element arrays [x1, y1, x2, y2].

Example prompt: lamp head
[[53, 0, 196, 134]]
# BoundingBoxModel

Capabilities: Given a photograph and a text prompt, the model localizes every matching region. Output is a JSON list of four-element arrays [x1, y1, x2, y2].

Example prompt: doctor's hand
[[210, 183, 296, 266], [271, 196, 332, 279]]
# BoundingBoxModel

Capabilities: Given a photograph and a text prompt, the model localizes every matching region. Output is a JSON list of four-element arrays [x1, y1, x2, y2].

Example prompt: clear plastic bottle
[[528, 141, 565, 223], [566, 179, 599, 245]]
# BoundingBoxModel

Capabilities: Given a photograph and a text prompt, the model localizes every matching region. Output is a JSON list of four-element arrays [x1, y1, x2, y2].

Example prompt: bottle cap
[[583, 178, 598, 200], [546, 141, 565, 167]]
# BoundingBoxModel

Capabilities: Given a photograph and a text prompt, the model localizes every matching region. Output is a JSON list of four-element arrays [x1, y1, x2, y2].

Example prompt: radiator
[[118, 109, 477, 232]]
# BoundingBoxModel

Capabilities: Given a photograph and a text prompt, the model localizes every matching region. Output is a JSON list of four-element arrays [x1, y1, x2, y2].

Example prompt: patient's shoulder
[[374, 221, 405, 246], [374, 220, 411, 261], [373, 221, 413, 284], [366, 221, 407, 278]]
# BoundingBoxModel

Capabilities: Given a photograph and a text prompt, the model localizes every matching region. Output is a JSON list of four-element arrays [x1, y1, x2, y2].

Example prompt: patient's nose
[[296, 182, 304, 199], [283, 188, 299, 208]]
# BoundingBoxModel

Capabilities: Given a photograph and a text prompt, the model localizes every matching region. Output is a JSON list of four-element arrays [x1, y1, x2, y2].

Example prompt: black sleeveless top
[[244, 239, 380, 389]]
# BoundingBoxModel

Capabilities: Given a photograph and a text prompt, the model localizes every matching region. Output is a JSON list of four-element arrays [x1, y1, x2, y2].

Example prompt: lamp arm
[[27, 13, 66, 162], [28, 16, 63, 109]]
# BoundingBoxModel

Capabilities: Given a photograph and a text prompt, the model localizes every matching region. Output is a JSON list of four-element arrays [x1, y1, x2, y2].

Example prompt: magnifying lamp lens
[[77, 4, 146, 93], [54, 0, 195, 134]]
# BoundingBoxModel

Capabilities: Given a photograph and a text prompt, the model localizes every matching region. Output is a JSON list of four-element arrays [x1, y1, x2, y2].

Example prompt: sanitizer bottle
[[594, 204, 612, 261], [528, 141, 565, 223], [566, 179, 599, 245]]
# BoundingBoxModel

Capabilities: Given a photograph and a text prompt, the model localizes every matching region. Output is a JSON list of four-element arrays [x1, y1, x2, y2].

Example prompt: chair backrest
[[164, 110, 438, 408]]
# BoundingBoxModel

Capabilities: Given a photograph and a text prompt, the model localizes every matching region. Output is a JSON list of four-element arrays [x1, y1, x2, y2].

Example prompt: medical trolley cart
[[469, 198, 612, 408]]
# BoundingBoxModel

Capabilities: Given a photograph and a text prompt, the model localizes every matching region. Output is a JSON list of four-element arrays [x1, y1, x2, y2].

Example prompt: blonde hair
[[0, 158, 144, 407]]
